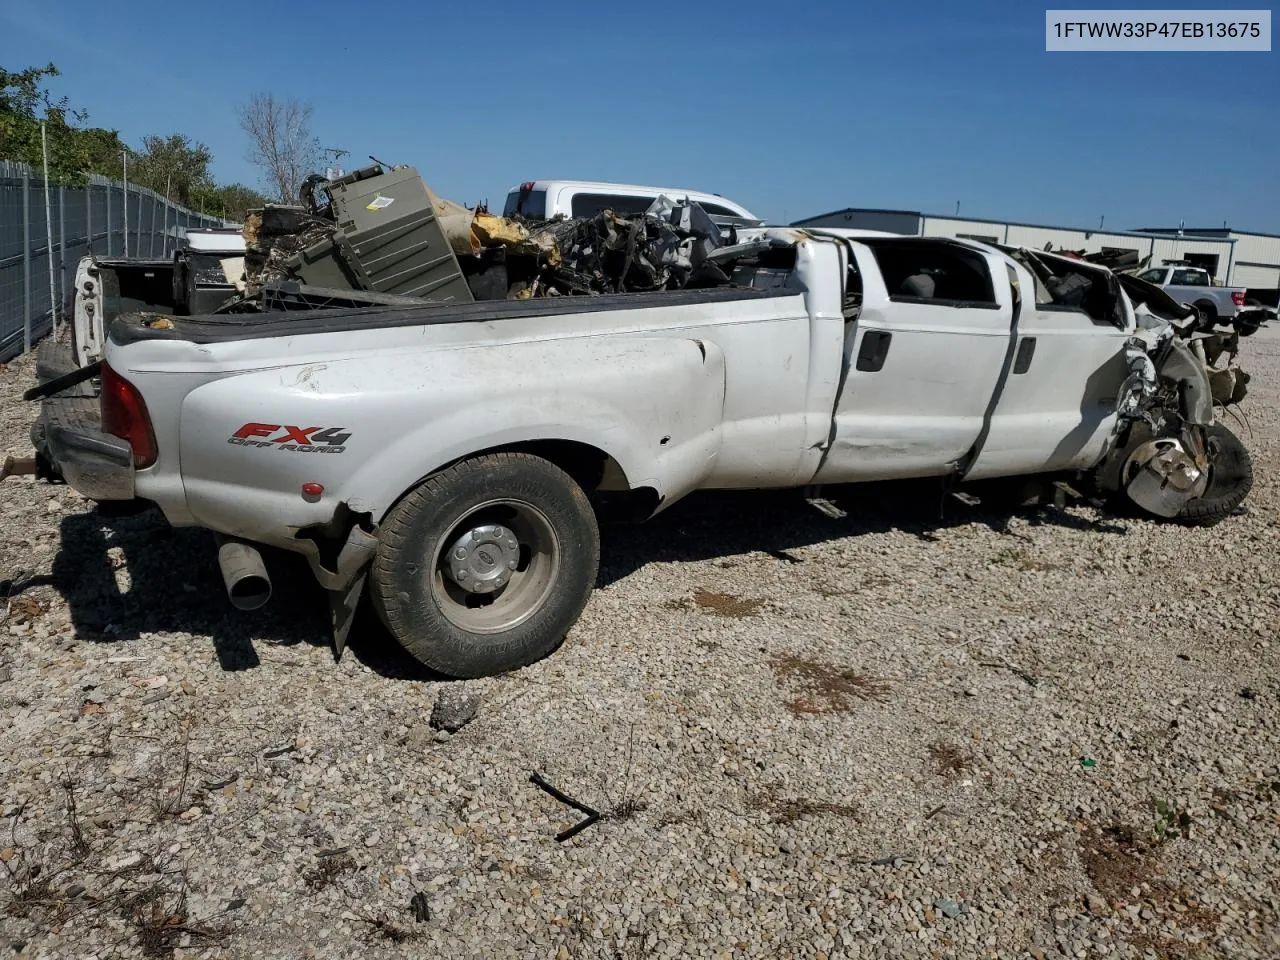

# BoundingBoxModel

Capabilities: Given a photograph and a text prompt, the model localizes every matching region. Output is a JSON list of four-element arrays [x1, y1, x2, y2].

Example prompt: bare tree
[[238, 93, 321, 203]]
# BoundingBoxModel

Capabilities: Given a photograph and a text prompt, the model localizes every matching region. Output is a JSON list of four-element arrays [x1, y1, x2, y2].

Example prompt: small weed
[[927, 743, 972, 778], [152, 741, 192, 821], [63, 779, 89, 860], [604, 724, 649, 822], [131, 888, 222, 958], [770, 654, 890, 715], [303, 854, 356, 891], [4, 865, 59, 920], [1153, 799, 1194, 842], [610, 798, 649, 821]]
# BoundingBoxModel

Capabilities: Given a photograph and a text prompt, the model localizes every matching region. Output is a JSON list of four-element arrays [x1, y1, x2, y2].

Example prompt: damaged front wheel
[[1176, 423, 1253, 527]]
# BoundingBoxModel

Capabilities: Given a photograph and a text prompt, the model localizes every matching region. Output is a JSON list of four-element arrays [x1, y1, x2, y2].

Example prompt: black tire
[[1235, 314, 1261, 337], [1193, 300, 1217, 331], [29, 416, 63, 484], [371, 453, 601, 678], [1179, 424, 1253, 527], [35, 339, 77, 384]]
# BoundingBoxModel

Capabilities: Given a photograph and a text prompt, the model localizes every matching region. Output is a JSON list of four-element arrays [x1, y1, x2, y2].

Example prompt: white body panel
[[815, 243, 1014, 482], [183, 229, 246, 254], [505, 180, 758, 221], [103, 232, 1149, 559], [967, 301, 1131, 479]]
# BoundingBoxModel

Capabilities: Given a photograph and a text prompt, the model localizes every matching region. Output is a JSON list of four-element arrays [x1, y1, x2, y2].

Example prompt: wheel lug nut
[[454, 547, 466, 559]]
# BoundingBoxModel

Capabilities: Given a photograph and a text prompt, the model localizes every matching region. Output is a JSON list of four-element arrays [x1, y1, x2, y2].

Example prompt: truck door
[[812, 239, 1015, 482], [964, 256, 1133, 479]]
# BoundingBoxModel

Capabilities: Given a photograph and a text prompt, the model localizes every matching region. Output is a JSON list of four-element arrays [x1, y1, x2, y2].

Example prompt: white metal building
[[1131, 226, 1280, 290], [792, 208, 1279, 294]]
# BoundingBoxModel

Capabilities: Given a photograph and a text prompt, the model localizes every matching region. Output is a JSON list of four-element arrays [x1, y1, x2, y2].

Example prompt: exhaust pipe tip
[[227, 572, 272, 611], [216, 537, 272, 611]]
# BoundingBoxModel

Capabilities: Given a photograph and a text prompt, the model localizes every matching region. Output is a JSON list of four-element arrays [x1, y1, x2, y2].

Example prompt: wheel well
[[485, 441, 663, 521], [1194, 299, 1217, 314], [480, 439, 609, 489]]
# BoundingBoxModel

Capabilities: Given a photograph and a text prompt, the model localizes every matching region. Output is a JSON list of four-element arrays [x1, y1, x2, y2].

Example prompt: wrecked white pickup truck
[[16, 226, 1254, 677]]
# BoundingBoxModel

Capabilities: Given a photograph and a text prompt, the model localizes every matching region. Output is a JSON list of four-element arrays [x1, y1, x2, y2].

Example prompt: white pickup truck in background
[[503, 179, 761, 227], [1133, 263, 1247, 330], [18, 217, 1254, 679]]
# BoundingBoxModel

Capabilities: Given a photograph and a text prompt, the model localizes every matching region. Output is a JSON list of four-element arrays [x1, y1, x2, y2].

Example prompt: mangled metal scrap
[[242, 206, 338, 289], [430, 191, 739, 300], [236, 161, 747, 309]]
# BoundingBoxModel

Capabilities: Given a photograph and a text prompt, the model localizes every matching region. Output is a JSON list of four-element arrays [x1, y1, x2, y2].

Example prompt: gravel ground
[[1, 328, 1277, 960]]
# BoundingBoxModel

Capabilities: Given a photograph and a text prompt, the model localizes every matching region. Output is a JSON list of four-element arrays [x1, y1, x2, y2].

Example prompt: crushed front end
[[1098, 279, 1253, 525]]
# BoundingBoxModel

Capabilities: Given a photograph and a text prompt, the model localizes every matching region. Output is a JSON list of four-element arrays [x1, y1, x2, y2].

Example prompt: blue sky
[[2, 0, 1276, 230]]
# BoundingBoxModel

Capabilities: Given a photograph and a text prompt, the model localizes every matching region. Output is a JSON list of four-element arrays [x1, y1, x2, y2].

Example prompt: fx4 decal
[[228, 422, 351, 453]]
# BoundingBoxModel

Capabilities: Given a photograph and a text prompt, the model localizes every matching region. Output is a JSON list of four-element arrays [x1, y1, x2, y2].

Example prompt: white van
[[502, 179, 760, 223]]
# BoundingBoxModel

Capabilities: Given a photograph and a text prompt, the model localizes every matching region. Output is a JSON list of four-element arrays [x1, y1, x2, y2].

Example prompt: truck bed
[[110, 286, 784, 346]]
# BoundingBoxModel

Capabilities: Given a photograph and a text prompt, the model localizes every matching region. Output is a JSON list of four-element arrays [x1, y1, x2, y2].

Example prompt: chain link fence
[[0, 160, 231, 362]]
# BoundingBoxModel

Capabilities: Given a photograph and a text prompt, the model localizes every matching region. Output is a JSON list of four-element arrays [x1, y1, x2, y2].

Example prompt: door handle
[[855, 330, 892, 372], [1012, 337, 1036, 374]]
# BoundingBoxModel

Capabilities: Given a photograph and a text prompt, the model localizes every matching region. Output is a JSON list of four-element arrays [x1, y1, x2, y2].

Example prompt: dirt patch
[[1079, 824, 1154, 903], [748, 787, 860, 825], [690, 588, 763, 618], [303, 854, 357, 891], [812, 582, 851, 598], [927, 743, 972, 778], [3, 594, 47, 624], [991, 547, 1061, 572], [770, 654, 891, 715], [1078, 823, 1221, 947]]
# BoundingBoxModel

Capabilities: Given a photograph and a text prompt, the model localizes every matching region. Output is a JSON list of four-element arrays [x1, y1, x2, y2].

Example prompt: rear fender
[[177, 336, 727, 541]]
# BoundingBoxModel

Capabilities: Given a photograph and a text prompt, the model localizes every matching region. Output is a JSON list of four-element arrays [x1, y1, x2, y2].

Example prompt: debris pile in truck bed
[[232, 163, 755, 310], [458, 196, 739, 300], [241, 206, 337, 289]]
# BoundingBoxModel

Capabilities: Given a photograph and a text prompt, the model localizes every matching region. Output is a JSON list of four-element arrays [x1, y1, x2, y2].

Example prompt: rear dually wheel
[[371, 453, 601, 678]]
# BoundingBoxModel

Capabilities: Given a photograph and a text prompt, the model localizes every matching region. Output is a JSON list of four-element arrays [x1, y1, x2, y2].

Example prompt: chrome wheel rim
[[430, 499, 560, 634]]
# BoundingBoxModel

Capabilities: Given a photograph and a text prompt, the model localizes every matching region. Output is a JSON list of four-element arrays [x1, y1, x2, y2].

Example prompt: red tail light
[[1232, 290, 1246, 306], [101, 363, 158, 468]]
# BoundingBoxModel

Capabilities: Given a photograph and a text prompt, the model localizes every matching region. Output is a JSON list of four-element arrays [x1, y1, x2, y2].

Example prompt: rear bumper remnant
[[39, 396, 135, 501]]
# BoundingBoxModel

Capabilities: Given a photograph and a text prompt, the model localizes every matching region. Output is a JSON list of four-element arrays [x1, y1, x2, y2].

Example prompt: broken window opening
[[841, 258, 864, 319], [1014, 250, 1126, 328], [727, 247, 802, 296], [862, 239, 996, 308]]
